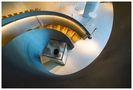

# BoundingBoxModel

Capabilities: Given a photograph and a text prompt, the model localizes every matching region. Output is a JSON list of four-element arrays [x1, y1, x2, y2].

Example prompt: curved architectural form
[[2, 11, 92, 47], [2, 2, 113, 76]]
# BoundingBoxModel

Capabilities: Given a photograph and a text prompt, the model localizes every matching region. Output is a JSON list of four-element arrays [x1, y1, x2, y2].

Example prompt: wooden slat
[[71, 33, 81, 43], [66, 29, 75, 38]]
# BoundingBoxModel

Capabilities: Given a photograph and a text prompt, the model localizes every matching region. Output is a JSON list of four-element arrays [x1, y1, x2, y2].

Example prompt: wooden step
[[71, 33, 81, 43], [66, 29, 75, 38], [55, 25, 61, 31], [46, 24, 53, 29], [60, 27, 68, 34], [37, 24, 81, 43]]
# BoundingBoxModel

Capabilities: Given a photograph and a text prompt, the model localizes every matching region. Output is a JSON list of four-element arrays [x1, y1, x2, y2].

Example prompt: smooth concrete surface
[[2, 16, 40, 46], [2, 2, 131, 88]]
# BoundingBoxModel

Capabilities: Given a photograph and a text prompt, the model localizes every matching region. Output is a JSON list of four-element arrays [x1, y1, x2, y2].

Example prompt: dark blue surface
[[3, 28, 74, 77], [3, 29, 52, 76]]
